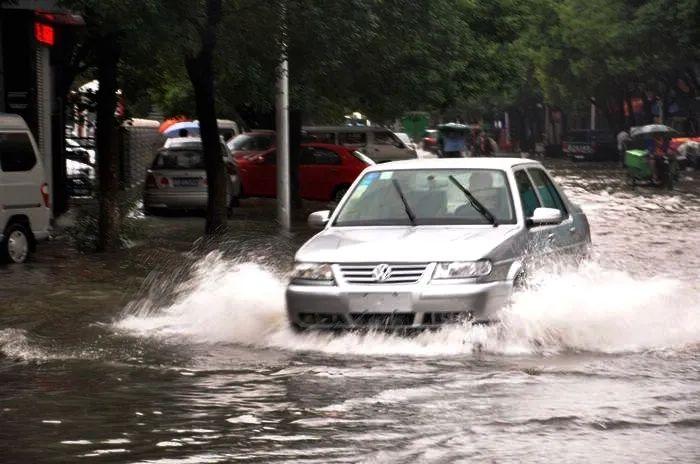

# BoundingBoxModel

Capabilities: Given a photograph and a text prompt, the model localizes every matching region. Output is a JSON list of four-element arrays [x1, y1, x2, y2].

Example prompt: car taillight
[[40, 183, 50, 208], [146, 173, 157, 188], [159, 177, 170, 187], [202, 177, 208, 186]]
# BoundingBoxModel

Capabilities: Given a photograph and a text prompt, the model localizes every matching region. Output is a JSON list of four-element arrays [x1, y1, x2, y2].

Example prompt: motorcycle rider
[[647, 134, 670, 184]]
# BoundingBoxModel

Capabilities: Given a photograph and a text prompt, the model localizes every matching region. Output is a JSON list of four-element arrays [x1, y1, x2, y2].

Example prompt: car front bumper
[[286, 280, 512, 330]]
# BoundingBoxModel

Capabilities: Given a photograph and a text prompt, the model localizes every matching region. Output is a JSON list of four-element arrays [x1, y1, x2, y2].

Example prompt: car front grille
[[350, 313, 416, 326], [338, 263, 429, 284]]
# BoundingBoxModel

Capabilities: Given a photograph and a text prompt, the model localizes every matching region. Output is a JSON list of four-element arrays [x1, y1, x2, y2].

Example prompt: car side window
[[312, 148, 341, 165], [374, 131, 397, 146], [514, 170, 540, 218], [0, 132, 37, 172], [338, 132, 366, 145], [527, 168, 568, 216], [304, 132, 335, 144]]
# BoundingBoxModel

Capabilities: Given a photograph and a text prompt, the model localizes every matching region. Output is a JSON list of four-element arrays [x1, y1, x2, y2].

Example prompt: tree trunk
[[95, 34, 121, 252], [185, 0, 227, 235]]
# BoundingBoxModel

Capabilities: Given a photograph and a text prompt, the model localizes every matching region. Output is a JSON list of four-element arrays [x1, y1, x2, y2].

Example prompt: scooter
[[624, 149, 679, 190]]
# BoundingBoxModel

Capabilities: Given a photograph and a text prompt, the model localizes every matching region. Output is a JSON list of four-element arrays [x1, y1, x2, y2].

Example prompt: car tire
[[290, 322, 307, 334], [1, 222, 32, 264]]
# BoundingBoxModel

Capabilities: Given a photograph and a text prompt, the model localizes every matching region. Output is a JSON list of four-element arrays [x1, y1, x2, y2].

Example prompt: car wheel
[[1, 222, 31, 264], [290, 322, 307, 334]]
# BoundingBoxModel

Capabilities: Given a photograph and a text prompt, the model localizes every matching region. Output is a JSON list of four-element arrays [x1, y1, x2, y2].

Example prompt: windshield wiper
[[448, 175, 498, 227], [391, 178, 416, 226]]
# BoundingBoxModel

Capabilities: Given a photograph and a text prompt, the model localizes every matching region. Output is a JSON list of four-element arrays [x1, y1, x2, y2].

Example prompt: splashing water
[[115, 252, 700, 357]]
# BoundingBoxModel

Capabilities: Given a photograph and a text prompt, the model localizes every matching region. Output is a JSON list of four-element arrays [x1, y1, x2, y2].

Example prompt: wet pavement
[[1, 159, 699, 463]]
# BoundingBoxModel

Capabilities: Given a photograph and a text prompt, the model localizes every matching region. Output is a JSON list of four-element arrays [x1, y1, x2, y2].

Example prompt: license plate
[[174, 178, 200, 187], [349, 293, 411, 312]]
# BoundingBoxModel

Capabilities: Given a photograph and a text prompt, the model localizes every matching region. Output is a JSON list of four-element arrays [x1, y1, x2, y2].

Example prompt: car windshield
[[334, 169, 515, 226], [153, 149, 204, 170], [230, 133, 274, 151]]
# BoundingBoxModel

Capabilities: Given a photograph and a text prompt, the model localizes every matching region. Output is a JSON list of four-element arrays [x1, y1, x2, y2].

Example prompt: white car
[[286, 158, 590, 330], [303, 126, 418, 162], [0, 114, 51, 263]]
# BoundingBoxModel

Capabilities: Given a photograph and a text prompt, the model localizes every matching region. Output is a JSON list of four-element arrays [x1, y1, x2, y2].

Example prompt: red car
[[227, 130, 276, 159], [234, 143, 374, 202], [421, 129, 439, 152]]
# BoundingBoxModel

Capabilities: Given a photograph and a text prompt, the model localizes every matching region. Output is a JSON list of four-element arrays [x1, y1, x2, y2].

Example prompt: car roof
[[364, 157, 541, 171], [0, 113, 30, 131]]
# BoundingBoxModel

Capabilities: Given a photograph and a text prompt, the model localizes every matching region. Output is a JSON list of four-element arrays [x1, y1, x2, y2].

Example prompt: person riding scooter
[[647, 134, 671, 184]]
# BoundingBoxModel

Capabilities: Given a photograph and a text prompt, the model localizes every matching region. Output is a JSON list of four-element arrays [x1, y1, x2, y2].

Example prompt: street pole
[[275, 0, 291, 230], [590, 99, 596, 130]]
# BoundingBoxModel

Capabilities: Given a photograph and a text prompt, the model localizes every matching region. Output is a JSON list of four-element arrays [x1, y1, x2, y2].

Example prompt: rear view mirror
[[308, 210, 330, 229], [528, 207, 562, 226]]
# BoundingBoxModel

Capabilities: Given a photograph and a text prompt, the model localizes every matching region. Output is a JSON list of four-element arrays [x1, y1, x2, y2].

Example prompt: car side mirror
[[308, 210, 330, 229], [528, 207, 562, 227]]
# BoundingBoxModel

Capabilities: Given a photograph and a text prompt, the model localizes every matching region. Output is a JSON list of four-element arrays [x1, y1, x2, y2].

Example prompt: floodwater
[[1, 160, 699, 463]]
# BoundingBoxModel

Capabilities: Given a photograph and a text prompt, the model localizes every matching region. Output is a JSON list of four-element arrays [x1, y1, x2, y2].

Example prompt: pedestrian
[[617, 129, 630, 167], [474, 132, 494, 157]]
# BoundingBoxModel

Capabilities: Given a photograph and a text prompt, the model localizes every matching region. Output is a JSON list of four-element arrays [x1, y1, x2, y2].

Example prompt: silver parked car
[[286, 158, 590, 330], [144, 137, 240, 214]]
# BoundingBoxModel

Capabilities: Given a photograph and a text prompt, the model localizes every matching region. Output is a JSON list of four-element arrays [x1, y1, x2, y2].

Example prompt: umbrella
[[159, 116, 188, 133], [630, 124, 678, 138], [164, 121, 200, 138], [437, 123, 470, 135]]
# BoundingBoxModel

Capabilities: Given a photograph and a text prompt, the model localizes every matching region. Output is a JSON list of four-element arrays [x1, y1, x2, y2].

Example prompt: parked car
[[421, 129, 439, 153], [0, 113, 51, 263], [227, 130, 275, 159], [66, 159, 95, 197], [217, 119, 240, 143], [65, 138, 95, 198], [143, 137, 240, 214], [395, 132, 417, 151], [65, 138, 95, 165], [563, 130, 616, 161], [234, 143, 374, 202], [286, 157, 590, 331], [302, 126, 417, 162]]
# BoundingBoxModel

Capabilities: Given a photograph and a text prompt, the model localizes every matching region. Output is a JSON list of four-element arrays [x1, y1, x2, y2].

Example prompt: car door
[[514, 168, 558, 262], [0, 131, 46, 231], [526, 167, 575, 254], [299, 146, 342, 201]]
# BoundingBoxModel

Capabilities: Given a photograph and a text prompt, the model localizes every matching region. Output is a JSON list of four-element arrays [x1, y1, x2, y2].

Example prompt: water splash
[[0, 328, 51, 361], [115, 253, 700, 357]]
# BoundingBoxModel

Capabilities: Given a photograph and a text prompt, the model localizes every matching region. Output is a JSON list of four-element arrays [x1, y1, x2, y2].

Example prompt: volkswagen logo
[[372, 264, 393, 282]]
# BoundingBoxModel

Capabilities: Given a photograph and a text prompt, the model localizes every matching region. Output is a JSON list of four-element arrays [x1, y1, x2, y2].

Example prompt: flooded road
[[1, 160, 699, 463]]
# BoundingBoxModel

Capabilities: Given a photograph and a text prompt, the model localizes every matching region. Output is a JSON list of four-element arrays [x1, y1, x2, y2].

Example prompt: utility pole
[[275, 0, 290, 229]]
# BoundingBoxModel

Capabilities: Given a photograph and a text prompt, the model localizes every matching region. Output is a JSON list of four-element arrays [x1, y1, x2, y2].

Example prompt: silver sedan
[[286, 158, 590, 330], [144, 137, 240, 213]]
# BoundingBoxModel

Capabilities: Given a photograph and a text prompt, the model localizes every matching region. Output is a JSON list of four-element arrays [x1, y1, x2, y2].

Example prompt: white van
[[302, 126, 417, 162], [0, 114, 51, 263]]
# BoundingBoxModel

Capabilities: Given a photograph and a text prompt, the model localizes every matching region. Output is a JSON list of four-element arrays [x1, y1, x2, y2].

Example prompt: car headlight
[[432, 260, 492, 279], [291, 263, 334, 284]]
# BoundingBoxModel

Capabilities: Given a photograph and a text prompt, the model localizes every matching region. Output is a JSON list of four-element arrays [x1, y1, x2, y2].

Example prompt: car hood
[[296, 225, 520, 263]]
